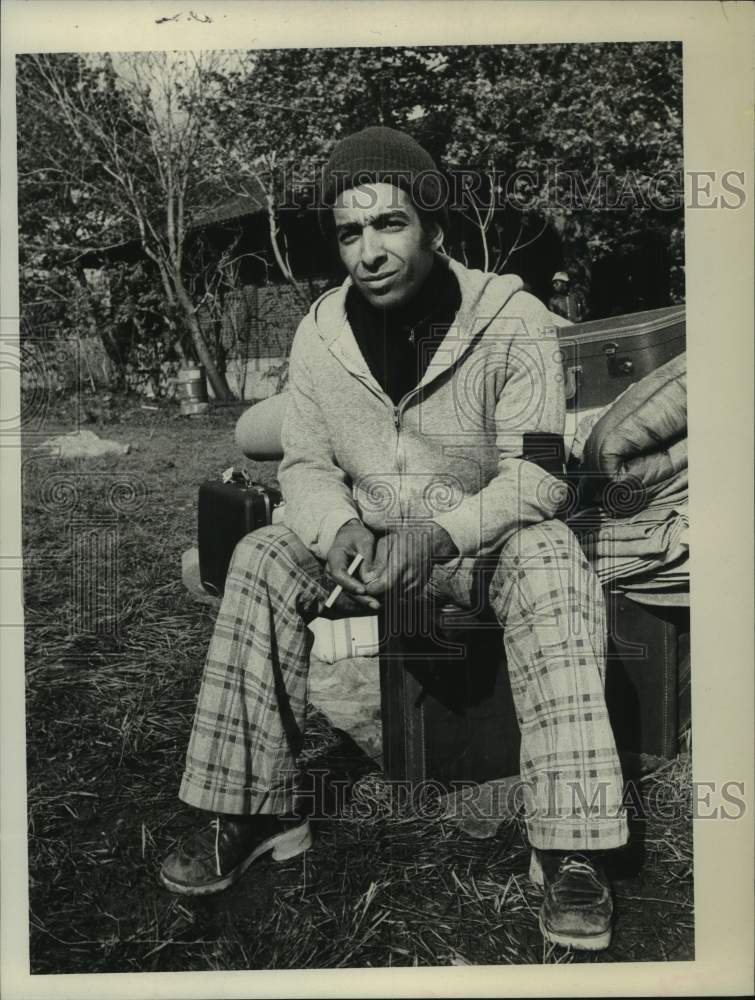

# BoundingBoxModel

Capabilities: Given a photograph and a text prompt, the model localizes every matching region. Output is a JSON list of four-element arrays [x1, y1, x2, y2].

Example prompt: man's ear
[[429, 222, 444, 251]]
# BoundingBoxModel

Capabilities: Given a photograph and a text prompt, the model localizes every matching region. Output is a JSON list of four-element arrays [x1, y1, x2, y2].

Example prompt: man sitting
[[161, 126, 628, 952]]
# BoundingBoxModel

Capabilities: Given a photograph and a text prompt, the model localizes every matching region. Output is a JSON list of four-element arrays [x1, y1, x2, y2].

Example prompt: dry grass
[[22, 391, 694, 973]]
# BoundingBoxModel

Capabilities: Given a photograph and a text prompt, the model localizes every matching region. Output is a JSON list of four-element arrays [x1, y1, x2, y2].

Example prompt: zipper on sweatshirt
[[340, 361, 425, 524], [345, 371, 407, 521], [393, 405, 405, 519]]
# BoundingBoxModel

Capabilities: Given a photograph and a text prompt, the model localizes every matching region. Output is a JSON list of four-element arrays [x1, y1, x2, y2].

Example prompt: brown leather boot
[[160, 814, 312, 896], [530, 849, 614, 951]]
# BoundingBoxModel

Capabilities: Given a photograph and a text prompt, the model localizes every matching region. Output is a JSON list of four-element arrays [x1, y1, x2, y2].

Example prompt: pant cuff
[[525, 816, 629, 852], [179, 772, 294, 816]]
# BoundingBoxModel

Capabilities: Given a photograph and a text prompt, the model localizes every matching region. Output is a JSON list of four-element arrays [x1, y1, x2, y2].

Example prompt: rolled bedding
[[234, 392, 287, 461], [569, 351, 689, 592], [581, 351, 687, 487]]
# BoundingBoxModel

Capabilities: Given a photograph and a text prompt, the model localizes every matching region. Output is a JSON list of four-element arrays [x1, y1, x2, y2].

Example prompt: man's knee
[[229, 524, 312, 578], [490, 519, 594, 617], [498, 518, 578, 566]]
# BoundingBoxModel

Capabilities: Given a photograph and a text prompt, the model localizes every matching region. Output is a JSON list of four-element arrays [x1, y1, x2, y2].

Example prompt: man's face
[[333, 182, 442, 310], [553, 280, 568, 294]]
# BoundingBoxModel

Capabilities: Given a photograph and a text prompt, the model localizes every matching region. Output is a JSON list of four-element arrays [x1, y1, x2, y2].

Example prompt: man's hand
[[325, 519, 380, 612], [363, 523, 458, 600]]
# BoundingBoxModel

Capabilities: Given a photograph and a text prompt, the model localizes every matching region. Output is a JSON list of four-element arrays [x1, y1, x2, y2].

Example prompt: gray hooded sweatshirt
[[279, 256, 569, 562]]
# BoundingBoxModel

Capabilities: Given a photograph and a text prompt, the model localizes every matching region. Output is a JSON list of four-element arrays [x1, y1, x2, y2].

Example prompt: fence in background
[[18, 279, 328, 401]]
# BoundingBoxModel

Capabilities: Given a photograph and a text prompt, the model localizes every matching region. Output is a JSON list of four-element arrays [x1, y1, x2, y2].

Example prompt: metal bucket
[[177, 366, 209, 416]]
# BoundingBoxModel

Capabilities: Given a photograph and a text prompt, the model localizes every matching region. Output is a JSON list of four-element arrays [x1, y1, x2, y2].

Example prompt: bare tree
[[210, 148, 312, 314], [25, 51, 235, 398]]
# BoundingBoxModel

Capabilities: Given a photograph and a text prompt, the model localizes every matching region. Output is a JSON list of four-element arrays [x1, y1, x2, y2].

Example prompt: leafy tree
[[16, 53, 112, 336], [205, 42, 683, 306], [435, 42, 684, 296]]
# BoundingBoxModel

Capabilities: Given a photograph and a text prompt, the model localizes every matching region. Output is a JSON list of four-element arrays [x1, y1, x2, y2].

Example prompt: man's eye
[[338, 231, 359, 245], [381, 218, 405, 231]]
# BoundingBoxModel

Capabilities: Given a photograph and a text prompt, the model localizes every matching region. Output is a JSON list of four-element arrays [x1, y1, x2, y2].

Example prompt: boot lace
[[558, 854, 598, 878], [212, 817, 221, 876]]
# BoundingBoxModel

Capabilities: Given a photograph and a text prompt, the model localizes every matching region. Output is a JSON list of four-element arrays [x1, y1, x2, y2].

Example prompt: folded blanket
[[570, 507, 688, 587], [571, 499, 688, 564]]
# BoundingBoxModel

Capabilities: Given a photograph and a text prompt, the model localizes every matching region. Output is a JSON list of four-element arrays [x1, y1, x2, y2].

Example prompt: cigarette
[[324, 553, 364, 609]]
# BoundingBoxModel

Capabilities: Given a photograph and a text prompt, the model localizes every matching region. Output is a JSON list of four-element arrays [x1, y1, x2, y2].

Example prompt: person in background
[[549, 270, 589, 322]]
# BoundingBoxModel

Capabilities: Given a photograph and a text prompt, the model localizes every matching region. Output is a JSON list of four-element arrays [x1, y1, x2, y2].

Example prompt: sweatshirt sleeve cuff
[[434, 463, 569, 557], [433, 507, 482, 557], [315, 508, 361, 561]]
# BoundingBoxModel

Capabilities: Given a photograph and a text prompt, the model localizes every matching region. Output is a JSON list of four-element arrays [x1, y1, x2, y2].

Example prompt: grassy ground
[[22, 391, 693, 973]]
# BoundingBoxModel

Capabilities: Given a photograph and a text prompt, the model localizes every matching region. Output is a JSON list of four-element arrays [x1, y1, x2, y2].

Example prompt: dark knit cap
[[320, 125, 449, 232]]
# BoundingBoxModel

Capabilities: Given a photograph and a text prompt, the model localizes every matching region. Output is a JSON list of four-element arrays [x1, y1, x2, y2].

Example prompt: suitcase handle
[[564, 365, 583, 400]]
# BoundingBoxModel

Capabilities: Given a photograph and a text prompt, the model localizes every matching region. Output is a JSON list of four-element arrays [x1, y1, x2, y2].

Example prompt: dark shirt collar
[[345, 255, 462, 405]]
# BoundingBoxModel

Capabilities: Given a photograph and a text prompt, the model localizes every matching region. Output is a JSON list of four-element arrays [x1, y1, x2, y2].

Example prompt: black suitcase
[[379, 603, 521, 788], [557, 305, 686, 412], [604, 592, 690, 758], [379, 591, 689, 788], [198, 472, 281, 597]]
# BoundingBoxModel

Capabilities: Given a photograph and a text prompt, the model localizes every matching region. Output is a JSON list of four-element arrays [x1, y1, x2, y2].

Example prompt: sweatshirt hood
[[310, 255, 525, 350]]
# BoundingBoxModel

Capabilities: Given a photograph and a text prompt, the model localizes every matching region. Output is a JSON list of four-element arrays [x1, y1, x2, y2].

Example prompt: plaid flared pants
[[179, 519, 629, 851]]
